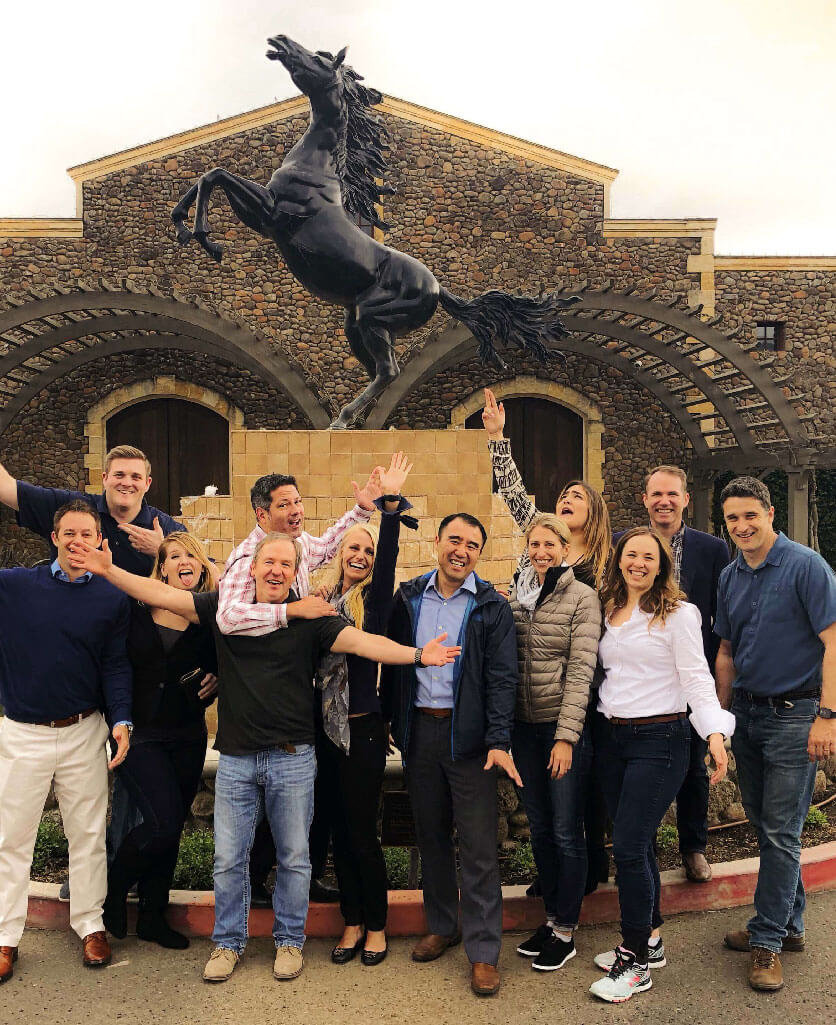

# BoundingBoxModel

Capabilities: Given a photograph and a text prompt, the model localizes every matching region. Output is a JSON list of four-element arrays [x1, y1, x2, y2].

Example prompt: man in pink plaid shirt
[[216, 468, 383, 636]]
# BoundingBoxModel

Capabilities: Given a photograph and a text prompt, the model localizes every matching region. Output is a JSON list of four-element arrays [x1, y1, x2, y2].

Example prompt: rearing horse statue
[[172, 35, 579, 428]]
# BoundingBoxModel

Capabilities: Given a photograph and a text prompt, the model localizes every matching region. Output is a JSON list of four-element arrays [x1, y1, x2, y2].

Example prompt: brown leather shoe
[[82, 931, 112, 968], [749, 947, 783, 991], [725, 927, 805, 953], [470, 962, 500, 996], [411, 932, 462, 962], [682, 851, 712, 883], [0, 947, 18, 984]]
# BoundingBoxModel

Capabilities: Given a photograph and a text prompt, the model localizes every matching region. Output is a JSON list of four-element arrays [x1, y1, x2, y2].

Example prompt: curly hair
[[600, 526, 685, 626]]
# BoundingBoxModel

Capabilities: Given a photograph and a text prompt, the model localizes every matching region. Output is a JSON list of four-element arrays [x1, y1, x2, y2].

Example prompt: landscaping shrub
[[506, 839, 535, 878], [804, 806, 828, 831], [32, 817, 68, 875], [172, 828, 214, 890], [656, 824, 679, 850], [383, 846, 412, 889]]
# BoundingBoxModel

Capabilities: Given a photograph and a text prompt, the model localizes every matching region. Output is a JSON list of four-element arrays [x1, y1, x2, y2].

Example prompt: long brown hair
[[600, 526, 685, 626], [556, 480, 611, 586], [151, 531, 215, 594]]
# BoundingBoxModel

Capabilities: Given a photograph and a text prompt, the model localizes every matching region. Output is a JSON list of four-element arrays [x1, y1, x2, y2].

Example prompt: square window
[[755, 321, 786, 351]]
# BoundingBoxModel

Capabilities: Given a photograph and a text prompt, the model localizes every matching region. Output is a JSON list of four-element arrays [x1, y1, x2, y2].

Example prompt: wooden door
[[106, 398, 230, 516], [465, 397, 583, 512]]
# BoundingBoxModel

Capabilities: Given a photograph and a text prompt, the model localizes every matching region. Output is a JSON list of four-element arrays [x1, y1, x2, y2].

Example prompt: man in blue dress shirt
[[715, 476, 836, 993], [382, 512, 520, 997], [0, 501, 133, 983]]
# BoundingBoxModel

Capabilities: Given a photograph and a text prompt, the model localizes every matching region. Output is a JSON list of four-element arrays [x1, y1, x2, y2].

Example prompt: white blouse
[[597, 602, 735, 739]]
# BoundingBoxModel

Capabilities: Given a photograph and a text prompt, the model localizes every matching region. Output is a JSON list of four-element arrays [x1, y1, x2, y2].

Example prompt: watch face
[[818, 707, 835, 719]]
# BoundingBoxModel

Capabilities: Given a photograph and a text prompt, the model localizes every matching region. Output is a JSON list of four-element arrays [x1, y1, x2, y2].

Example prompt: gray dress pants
[[405, 711, 502, 966]]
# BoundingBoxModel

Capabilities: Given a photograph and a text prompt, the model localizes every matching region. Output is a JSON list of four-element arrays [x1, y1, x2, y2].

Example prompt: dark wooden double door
[[107, 398, 230, 516], [466, 397, 583, 513]]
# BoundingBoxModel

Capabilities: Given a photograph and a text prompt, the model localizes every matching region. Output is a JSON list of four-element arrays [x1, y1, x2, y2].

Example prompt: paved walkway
[[2, 891, 835, 1025]]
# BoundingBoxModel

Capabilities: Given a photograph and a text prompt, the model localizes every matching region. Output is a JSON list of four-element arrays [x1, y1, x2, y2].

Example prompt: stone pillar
[[786, 469, 810, 547], [689, 469, 713, 534]]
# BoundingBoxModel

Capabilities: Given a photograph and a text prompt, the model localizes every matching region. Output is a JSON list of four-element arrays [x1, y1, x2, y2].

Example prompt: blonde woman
[[314, 452, 414, 968], [103, 532, 218, 950], [589, 527, 733, 1003], [510, 514, 601, 973]]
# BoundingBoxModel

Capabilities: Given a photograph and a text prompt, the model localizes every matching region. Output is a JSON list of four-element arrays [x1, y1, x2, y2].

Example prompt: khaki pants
[[0, 713, 110, 944]]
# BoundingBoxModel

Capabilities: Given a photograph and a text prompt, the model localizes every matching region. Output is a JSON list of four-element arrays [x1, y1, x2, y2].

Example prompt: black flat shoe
[[331, 933, 365, 965], [361, 943, 388, 966]]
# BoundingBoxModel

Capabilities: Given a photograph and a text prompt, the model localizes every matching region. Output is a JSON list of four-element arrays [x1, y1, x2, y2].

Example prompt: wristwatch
[[817, 707, 835, 719], [413, 647, 424, 667]]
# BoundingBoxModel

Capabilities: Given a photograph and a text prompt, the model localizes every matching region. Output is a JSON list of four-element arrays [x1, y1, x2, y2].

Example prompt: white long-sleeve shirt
[[216, 505, 372, 636], [597, 601, 735, 739]]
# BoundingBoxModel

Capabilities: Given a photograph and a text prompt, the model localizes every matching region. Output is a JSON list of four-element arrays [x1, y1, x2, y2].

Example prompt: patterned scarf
[[314, 587, 353, 753], [514, 564, 544, 612]]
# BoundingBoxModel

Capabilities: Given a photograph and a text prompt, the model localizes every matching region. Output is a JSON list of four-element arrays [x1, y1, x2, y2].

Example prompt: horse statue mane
[[325, 55, 392, 232]]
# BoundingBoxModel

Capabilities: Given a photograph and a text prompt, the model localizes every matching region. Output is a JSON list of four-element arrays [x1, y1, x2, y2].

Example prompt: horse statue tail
[[437, 288, 581, 368]]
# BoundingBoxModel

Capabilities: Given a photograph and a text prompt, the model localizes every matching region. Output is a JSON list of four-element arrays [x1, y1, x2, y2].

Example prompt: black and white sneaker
[[595, 939, 666, 970], [532, 934, 576, 972], [516, 924, 554, 957]]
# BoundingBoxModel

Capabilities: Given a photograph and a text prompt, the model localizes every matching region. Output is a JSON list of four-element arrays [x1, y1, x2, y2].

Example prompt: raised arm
[[365, 453, 414, 622], [304, 466, 380, 573], [331, 626, 460, 667], [482, 388, 538, 533], [0, 460, 19, 511], [73, 539, 200, 623]]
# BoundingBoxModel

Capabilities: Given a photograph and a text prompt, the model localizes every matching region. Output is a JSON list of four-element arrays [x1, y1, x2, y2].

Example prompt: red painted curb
[[27, 840, 836, 938]]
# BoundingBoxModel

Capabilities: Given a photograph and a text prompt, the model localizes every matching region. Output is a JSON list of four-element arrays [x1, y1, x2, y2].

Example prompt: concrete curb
[[27, 840, 836, 938]]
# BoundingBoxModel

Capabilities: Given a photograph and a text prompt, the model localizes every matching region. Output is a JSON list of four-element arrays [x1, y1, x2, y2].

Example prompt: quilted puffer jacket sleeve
[[555, 583, 602, 744]]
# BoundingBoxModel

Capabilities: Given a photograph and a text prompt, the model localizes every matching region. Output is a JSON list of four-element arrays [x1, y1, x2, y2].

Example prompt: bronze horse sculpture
[[172, 35, 578, 428]]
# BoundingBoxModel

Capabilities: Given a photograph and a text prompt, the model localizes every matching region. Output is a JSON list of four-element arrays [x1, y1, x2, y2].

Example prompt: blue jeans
[[212, 744, 316, 953], [731, 695, 817, 952], [512, 720, 590, 928], [596, 717, 690, 961]]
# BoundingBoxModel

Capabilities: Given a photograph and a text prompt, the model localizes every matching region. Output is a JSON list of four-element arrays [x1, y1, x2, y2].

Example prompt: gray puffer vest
[[510, 565, 601, 744]]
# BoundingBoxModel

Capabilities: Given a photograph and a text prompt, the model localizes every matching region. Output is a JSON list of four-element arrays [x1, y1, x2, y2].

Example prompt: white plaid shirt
[[215, 505, 372, 636]]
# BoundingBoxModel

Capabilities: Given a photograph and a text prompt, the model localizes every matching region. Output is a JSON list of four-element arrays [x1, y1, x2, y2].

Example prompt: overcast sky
[[3, 0, 834, 255]]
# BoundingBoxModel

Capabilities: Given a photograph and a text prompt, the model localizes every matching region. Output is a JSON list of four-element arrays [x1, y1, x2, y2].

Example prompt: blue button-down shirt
[[715, 532, 836, 696], [414, 571, 476, 709], [50, 559, 92, 584]]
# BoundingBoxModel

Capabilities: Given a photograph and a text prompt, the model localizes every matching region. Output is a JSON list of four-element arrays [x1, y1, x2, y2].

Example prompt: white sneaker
[[589, 948, 652, 1003], [273, 945, 304, 980], [203, 946, 239, 983], [595, 939, 666, 970]]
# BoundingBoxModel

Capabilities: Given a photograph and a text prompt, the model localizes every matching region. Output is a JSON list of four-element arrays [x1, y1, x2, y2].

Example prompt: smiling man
[[715, 476, 836, 993], [72, 529, 460, 985], [0, 445, 185, 574], [381, 512, 520, 997], [0, 501, 132, 982]]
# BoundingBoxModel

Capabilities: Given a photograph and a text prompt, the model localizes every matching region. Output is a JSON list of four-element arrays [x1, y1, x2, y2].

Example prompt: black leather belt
[[737, 688, 820, 707]]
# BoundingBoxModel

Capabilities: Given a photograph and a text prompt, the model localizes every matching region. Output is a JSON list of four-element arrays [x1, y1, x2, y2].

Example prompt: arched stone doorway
[[107, 397, 231, 515], [463, 398, 583, 512]]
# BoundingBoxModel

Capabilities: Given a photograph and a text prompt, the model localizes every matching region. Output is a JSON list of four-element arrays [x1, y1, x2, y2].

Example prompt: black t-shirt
[[193, 591, 347, 756]]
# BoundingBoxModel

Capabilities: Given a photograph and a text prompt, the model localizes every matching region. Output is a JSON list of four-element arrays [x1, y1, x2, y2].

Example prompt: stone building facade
[[1, 95, 834, 565]]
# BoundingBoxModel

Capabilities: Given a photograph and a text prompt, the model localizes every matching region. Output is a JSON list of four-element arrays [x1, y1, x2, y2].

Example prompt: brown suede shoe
[[749, 948, 783, 991], [82, 931, 112, 968], [470, 962, 500, 996], [0, 947, 18, 984], [682, 851, 712, 883], [411, 932, 462, 962], [725, 927, 805, 953]]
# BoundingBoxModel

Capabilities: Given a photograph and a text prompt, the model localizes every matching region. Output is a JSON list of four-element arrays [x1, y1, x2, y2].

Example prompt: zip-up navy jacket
[[380, 572, 518, 762]]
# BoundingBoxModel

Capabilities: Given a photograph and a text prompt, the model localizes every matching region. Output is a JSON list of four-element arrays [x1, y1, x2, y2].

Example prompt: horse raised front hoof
[[173, 223, 193, 246], [193, 232, 224, 263]]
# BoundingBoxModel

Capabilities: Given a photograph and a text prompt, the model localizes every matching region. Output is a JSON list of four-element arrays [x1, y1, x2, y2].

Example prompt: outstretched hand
[[353, 466, 384, 511], [69, 538, 113, 576], [379, 451, 413, 499], [420, 631, 462, 666], [482, 388, 505, 439]]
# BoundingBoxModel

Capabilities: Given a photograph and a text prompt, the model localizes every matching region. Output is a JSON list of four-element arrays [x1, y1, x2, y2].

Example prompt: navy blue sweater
[[0, 566, 132, 725]]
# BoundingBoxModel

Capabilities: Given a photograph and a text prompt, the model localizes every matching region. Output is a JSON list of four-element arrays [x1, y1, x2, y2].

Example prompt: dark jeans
[[111, 730, 206, 911], [332, 713, 389, 931], [676, 722, 709, 855], [585, 707, 611, 890], [597, 717, 690, 961], [732, 694, 818, 952], [512, 719, 590, 928], [406, 712, 502, 966]]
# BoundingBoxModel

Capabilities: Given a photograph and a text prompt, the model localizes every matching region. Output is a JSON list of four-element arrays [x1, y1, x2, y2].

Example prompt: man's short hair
[[437, 512, 488, 550], [105, 445, 151, 478], [252, 531, 302, 571], [644, 465, 688, 493], [720, 476, 772, 513], [53, 499, 101, 534], [250, 474, 299, 513]]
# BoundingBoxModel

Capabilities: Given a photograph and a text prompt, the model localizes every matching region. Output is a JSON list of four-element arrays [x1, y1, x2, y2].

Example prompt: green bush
[[32, 817, 69, 874], [656, 824, 679, 850], [804, 806, 828, 831], [506, 840, 535, 878], [383, 846, 412, 889], [172, 828, 214, 890]]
